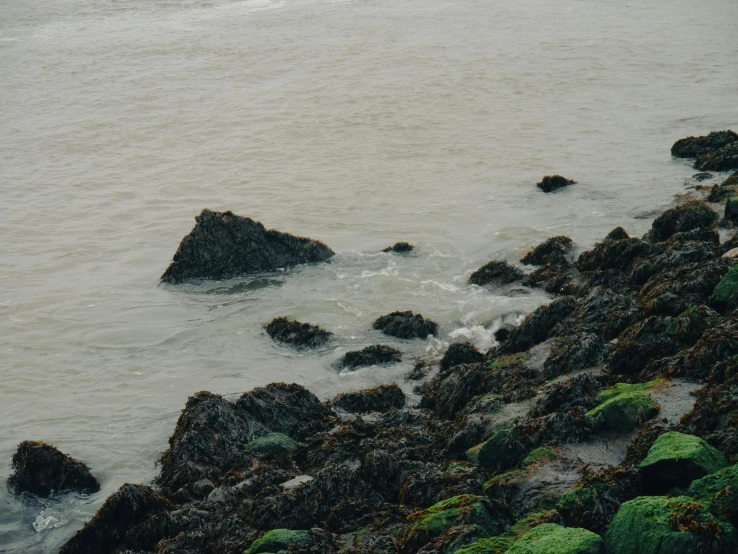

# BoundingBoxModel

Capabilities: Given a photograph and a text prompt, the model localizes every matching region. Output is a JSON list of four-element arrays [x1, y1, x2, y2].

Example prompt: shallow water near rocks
[[1, 0, 737, 551]]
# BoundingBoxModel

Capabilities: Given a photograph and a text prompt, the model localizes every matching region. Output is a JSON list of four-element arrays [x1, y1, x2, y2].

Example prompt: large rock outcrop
[[161, 210, 334, 283]]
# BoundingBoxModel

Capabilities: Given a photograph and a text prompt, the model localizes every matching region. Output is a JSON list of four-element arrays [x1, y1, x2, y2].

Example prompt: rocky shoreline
[[8, 131, 738, 554]]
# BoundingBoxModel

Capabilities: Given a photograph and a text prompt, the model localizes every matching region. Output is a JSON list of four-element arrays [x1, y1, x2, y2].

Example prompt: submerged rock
[[695, 140, 738, 172], [469, 260, 525, 286], [373, 310, 438, 339], [537, 175, 576, 193], [382, 242, 414, 253], [671, 130, 738, 159], [161, 209, 334, 283], [521, 236, 574, 266], [8, 441, 100, 498], [338, 344, 402, 369], [441, 342, 483, 370], [332, 384, 405, 413], [265, 317, 332, 348]]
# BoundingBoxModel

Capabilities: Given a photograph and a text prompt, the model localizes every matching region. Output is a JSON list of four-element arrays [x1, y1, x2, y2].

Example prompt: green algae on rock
[[245, 529, 312, 554], [505, 523, 604, 554], [640, 431, 728, 491], [451, 510, 562, 554], [585, 391, 660, 430], [688, 463, 738, 524], [475, 427, 521, 470], [605, 496, 737, 554], [243, 433, 297, 458], [594, 379, 662, 404], [710, 264, 738, 312], [521, 446, 558, 468]]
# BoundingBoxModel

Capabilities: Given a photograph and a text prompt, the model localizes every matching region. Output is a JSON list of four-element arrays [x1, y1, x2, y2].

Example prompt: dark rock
[[524, 264, 579, 296], [577, 237, 652, 272], [695, 140, 738, 171], [664, 305, 720, 343], [60, 484, 171, 554], [494, 324, 515, 343], [8, 441, 100, 497], [441, 342, 483, 370], [265, 317, 332, 348], [537, 175, 576, 193], [671, 130, 738, 158], [726, 195, 738, 222], [553, 287, 641, 341], [604, 226, 630, 242], [692, 172, 715, 182], [161, 209, 334, 283], [630, 238, 719, 287], [332, 384, 405, 413], [521, 236, 574, 266], [373, 311, 438, 339], [542, 332, 608, 379], [708, 171, 738, 202], [383, 242, 413, 253], [608, 317, 679, 377], [338, 344, 402, 370], [407, 359, 433, 381], [498, 297, 578, 354], [530, 373, 602, 418], [469, 260, 525, 286], [648, 201, 717, 242]]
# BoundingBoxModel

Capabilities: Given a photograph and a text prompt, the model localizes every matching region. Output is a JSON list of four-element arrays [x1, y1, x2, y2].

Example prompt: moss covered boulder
[[245, 529, 312, 553], [688, 463, 738, 524], [396, 494, 508, 553], [243, 433, 297, 458], [505, 523, 604, 554], [640, 432, 728, 491], [521, 447, 558, 468], [595, 380, 662, 404], [585, 391, 660, 430], [474, 428, 522, 470], [605, 496, 737, 554], [710, 264, 738, 312]]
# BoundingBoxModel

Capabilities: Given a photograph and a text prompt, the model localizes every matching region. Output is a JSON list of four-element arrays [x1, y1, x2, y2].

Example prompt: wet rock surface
[[469, 259, 525, 286], [521, 236, 574, 266], [382, 242, 414, 253], [161, 209, 334, 283], [265, 317, 333, 348], [337, 344, 402, 369], [536, 175, 576, 193], [8, 441, 100, 497], [671, 130, 738, 159], [373, 310, 438, 339], [331, 384, 405, 413]]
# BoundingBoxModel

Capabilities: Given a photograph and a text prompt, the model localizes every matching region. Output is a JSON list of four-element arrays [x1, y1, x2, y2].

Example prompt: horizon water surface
[[1, 0, 738, 551]]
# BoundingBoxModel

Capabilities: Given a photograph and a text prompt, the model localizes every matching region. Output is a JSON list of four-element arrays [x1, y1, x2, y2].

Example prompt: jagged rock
[[161, 209, 334, 283], [7, 441, 99, 497], [695, 141, 738, 171], [338, 344, 402, 370], [60, 484, 171, 554], [537, 175, 576, 193], [265, 317, 332, 348], [373, 311, 438, 339], [441, 342, 483, 370], [383, 242, 414, 253], [331, 384, 405, 413], [521, 236, 574, 266], [647, 201, 717, 242], [469, 260, 525, 286], [498, 297, 578, 354], [671, 130, 738, 159]]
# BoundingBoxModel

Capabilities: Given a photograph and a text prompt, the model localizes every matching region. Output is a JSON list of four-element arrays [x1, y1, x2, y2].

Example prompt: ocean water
[[1, 0, 737, 550]]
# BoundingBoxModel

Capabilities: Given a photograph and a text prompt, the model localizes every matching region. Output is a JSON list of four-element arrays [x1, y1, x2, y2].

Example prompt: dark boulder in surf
[[469, 260, 525, 286], [338, 345, 402, 370], [440, 342, 483, 370], [695, 140, 738, 172], [671, 130, 738, 159], [497, 296, 578, 354], [537, 175, 576, 193], [382, 242, 414, 253], [8, 441, 100, 497], [373, 311, 438, 339], [265, 317, 332, 348], [647, 201, 717, 242], [332, 384, 406, 413], [161, 209, 334, 283], [521, 236, 574, 266], [604, 226, 630, 242]]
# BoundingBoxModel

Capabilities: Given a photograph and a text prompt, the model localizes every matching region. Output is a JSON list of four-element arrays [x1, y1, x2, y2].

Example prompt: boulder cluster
[[8, 133, 738, 554]]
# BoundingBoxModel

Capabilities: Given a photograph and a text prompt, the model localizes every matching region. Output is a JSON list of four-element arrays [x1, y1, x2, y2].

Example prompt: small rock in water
[[280, 474, 314, 489], [373, 310, 438, 339], [536, 175, 576, 193], [382, 242, 413, 253], [8, 441, 100, 497], [469, 260, 525, 286], [521, 236, 574, 266], [338, 344, 402, 370], [161, 209, 334, 283], [265, 317, 332, 348]]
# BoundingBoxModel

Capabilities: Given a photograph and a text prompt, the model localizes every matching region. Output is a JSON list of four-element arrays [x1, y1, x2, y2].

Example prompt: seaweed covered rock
[[244, 432, 297, 458], [521, 236, 574, 267], [161, 209, 334, 283], [472, 427, 525, 471], [505, 523, 604, 554], [498, 297, 578, 354], [441, 342, 484, 370], [660, 316, 738, 380], [605, 226, 630, 242], [585, 391, 660, 430], [556, 287, 641, 341], [7, 441, 99, 497], [332, 384, 405, 413], [529, 373, 602, 418], [608, 316, 678, 377], [709, 171, 738, 202], [710, 264, 738, 312], [396, 494, 509, 553], [664, 305, 720, 343], [60, 484, 171, 554], [671, 130, 738, 159], [524, 263, 579, 295], [696, 141, 738, 172], [383, 242, 414, 253], [265, 317, 332, 348], [577, 237, 651, 272], [373, 311, 438, 339], [537, 175, 576, 193], [245, 529, 313, 554], [542, 332, 607, 379], [604, 495, 737, 554], [452, 510, 563, 554], [639, 432, 728, 492], [338, 344, 402, 370], [648, 201, 717, 242], [688, 464, 738, 525], [469, 260, 525, 286]]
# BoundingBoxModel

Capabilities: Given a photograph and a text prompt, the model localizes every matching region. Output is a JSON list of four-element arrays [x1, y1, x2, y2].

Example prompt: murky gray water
[[1, 0, 737, 550]]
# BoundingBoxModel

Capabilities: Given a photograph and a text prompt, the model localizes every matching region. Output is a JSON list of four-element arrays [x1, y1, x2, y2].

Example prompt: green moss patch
[[505, 523, 604, 554], [245, 529, 312, 554], [688, 463, 738, 524], [522, 447, 559, 468], [451, 510, 560, 554], [595, 379, 662, 404], [710, 264, 738, 311], [585, 391, 660, 430]]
